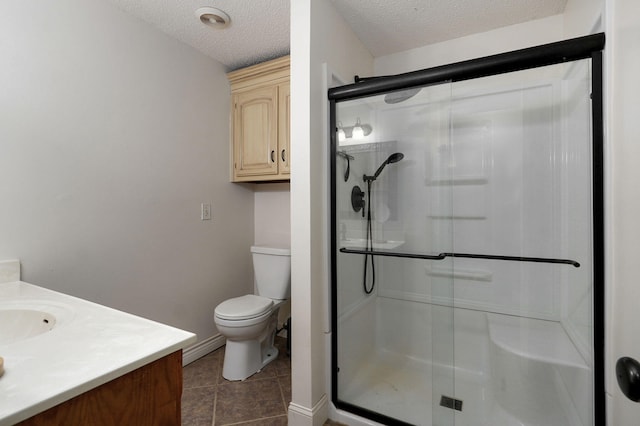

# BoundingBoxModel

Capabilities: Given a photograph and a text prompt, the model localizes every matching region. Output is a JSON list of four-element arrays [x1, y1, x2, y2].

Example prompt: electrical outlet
[[201, 203, 212, 220]]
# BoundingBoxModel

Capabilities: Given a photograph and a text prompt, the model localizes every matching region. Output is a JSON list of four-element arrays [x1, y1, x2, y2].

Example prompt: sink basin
[[0, 301, 74, 346], [0, 309, 56, 345]]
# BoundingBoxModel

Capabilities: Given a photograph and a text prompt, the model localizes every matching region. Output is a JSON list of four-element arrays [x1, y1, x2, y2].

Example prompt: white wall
[[290, 0, 373, 424], [254, 182, 291, 326], [0, 0, 255, 345], [605, 0, 640, 423], [375, 15, 564, 76], [254, 183, 291, 247]]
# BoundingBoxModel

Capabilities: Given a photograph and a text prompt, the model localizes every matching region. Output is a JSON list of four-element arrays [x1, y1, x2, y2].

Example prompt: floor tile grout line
[[212, 350, 221, 426], [211, 375, 218, 425], [219, 413, 288, 426], [184, 384, 218, 391]]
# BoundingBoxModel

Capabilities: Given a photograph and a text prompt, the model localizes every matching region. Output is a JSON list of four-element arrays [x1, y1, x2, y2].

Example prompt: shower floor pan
[[339, 349, 583, 426]]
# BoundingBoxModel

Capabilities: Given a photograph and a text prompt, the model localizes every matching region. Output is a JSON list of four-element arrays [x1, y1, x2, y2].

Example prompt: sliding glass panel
[[334, 82, 455, 426], [444, 59, 594, 426]]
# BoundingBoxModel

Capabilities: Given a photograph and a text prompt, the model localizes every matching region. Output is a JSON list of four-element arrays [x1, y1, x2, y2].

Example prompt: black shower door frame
[[328, 33, 605, 426]]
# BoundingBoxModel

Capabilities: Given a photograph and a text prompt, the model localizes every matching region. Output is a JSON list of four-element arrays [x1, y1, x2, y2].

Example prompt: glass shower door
[[330, 35, 603, 426], [333, 82, 455, 426], [445, 59, 595, 426], [332, 59, 595, 426]]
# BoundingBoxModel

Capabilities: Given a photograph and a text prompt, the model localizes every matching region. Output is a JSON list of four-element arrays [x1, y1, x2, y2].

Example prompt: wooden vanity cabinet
[[17, 351, 183, 426], [228, 56, 290, 182]]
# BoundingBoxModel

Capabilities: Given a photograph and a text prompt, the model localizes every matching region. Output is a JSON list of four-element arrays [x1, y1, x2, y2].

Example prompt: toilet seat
[[215, 294, 273, 321]]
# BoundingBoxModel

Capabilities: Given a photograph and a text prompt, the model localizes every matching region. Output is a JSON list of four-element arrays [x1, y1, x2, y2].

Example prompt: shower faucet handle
[[351, 185, 365, 217]]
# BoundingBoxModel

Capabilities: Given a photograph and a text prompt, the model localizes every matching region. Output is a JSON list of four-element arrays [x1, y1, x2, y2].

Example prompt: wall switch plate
[[201, 203, 212, 220]]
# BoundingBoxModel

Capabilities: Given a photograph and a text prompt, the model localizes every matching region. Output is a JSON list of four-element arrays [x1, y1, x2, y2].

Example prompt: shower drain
[[439, 395, 463, 411]]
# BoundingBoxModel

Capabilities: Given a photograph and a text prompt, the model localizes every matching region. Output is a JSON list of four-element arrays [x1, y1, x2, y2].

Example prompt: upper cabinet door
[[278, 82, 291, 175], [233, 85, 279, 178], [228, 55, 289, 182]]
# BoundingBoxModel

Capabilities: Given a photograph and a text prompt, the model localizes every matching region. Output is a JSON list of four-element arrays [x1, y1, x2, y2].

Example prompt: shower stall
[[329, 34, 604, 426]]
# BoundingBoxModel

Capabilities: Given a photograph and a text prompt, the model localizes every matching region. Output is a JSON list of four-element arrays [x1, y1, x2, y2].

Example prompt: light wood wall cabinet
[[228, 56, 290, 182]]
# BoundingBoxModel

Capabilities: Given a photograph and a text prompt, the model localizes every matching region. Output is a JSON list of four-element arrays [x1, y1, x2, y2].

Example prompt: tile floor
[[181, 336, 291, 425], [182, 336, 345, 425]]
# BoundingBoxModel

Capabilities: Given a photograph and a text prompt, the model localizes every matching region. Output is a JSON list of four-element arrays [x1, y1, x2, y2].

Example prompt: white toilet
[[214, 245, 291, 381]]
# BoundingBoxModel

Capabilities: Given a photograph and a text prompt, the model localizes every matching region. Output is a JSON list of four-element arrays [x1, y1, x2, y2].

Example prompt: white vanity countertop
[[0, 281, 197, 425]]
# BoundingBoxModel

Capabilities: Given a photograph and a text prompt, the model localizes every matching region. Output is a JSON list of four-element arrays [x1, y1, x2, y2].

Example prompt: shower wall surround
[[330, 34, 604, 426]]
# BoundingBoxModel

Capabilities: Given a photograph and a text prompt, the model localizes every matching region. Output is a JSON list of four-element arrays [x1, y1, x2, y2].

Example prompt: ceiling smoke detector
[[196, 7, 230, 29]]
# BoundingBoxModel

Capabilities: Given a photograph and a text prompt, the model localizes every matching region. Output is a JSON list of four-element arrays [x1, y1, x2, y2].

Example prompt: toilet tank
[[251, 245, 291, 300]]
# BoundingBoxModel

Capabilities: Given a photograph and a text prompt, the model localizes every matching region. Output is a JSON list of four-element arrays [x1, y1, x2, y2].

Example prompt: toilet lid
[[215, 294, 273, 320]]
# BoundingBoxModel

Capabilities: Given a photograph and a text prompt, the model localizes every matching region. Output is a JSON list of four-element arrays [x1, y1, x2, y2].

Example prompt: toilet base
[[222, 341, 279, 381], [221, 311, 280, 381]]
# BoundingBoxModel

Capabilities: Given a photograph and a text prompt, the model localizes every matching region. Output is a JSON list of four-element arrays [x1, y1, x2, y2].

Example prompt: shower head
[[384, 88, 421, 104], [386, 152, 405, 164], [365, 152, 405, 182]]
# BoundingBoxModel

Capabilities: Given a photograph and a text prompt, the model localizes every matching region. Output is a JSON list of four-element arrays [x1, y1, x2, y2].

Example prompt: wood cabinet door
[[278, 82, 291, 175], [233, 85, 279, 178], [17, 352, 183, 426]]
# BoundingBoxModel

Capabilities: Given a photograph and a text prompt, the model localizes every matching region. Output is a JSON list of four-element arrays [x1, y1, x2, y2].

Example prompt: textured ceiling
[[109, 0, 290, 71], [108, 0, 568, 71]]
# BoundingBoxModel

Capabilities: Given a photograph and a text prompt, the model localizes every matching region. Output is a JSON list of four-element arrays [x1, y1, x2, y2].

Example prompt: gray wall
[[0, 0, 255, 342]]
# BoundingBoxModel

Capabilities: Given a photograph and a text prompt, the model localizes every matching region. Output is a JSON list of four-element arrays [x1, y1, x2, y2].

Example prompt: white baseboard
[[288, 394, 329, 426], [182, 334, 226, 366]]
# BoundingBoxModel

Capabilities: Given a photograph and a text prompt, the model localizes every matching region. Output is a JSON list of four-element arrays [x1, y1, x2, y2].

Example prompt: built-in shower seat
[[487, 314, 591, 426]]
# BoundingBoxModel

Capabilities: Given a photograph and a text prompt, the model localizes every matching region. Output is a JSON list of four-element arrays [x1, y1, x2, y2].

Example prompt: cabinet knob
[[281, 149, 286, 162], [271, 150, 275, 163]]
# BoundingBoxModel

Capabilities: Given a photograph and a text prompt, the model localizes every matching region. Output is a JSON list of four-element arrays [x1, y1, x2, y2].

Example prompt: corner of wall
[[563, 0, 604, 38]]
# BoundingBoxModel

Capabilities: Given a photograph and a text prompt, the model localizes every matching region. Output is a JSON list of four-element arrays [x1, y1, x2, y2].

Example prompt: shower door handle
[[617, 357, 640, 402]]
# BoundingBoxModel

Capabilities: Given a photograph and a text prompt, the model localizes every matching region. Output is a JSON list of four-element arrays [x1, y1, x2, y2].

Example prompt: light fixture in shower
[[196, 7, 231, 28], [352, 118, 365, 139], [337, 118, 372, 140]]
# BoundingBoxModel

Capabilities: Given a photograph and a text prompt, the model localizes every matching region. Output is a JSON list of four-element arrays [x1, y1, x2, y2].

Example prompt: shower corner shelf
[[425, 174, 489, 186], [339, 238, 405, 250]]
